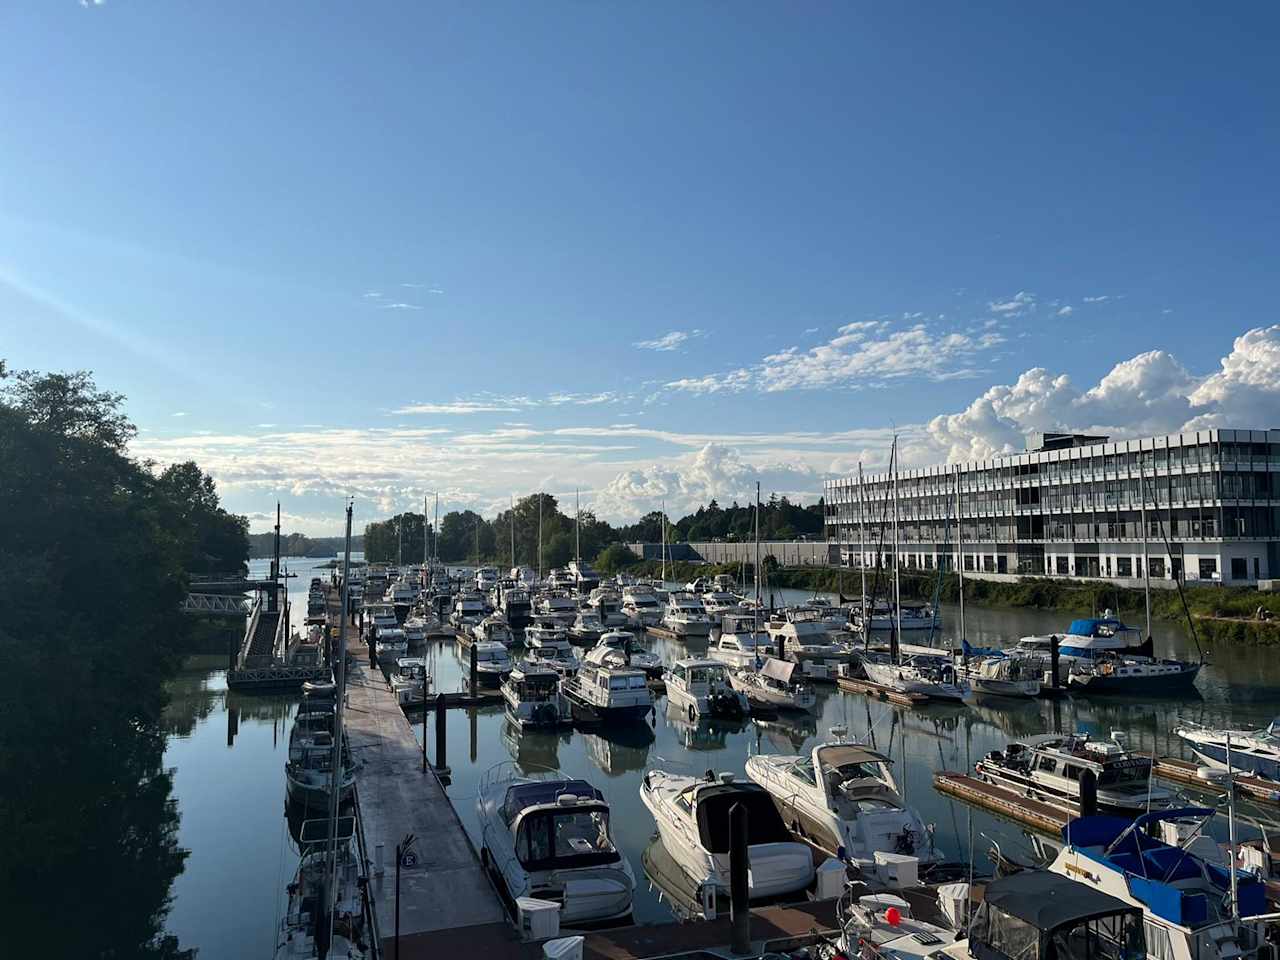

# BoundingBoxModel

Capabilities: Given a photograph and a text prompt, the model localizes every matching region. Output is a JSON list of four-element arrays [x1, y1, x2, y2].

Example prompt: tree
[[364, 512, 431, 564], [595, 543, 638, 574]]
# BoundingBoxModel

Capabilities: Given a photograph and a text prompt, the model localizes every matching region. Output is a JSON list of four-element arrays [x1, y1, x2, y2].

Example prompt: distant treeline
[[361, 492, 825, 566], [248, 532, 365, 558]]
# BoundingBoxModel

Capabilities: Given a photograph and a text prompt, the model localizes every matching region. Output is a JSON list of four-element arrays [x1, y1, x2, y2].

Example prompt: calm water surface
[[159, 563, 1280, 956]]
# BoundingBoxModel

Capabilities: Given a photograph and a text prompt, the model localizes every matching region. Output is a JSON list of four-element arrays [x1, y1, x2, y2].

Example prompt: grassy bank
[[623, 558, 1280, 645]]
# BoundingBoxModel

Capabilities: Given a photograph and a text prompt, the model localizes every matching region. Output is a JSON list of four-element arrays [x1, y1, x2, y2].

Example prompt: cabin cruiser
[[523, 621, 580, 676], [940, 871, 1146, 960], [373, 621, 408, 659], [471, 614, 514, 648], [707, 632, 774, 671], [767, 607, 853, 668], [450, 591, 488, 630], [474, 565, 499, 593], [385, 579, 417, 606], [640, 769, 814, 901], [593, 630, 663, 678], [700, 591, 745, 617], [401, 614, 429, 644], [1051, 808, 1269, 960], [852, 600, 939, 633], [1017, 613, 1154, 668], [621, 585, 664, 628], [510, 565, 539, 587], [568, 559, 600, 594], [585, 587, 629, 628], [560, 646, 653, 724], [861, 653, 967, 701], [729, 658, 816, 712], [745, 738, 940, 868], [388, 657, 431, 706], [534, 591, 579, 628], [498, 585, 533, 629], [363, 602, 399, 643], [546, 567, 576, 591], [1174, 718, 1280, 781], [500, 663, 568, 729], [462, 640, 513, 687], [275, 817, 370, 959], [797, 598, 852, 637], [476, 769, 635, 924], [285, 738, 356, 807], [568, 609, 607, 645], [662, 593, 714, 637], [664, 658, 750, 720], [975, 732, 1174, 816], [967, 655, 1041, 698], [288, 708, 336, 763]]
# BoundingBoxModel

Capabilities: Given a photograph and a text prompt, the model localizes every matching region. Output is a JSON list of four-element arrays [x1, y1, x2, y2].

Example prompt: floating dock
[[836, 676, 928, 707], [343, 656, 506, 951], [1150, 755, 1280, 805], [933, 771, 1070, 834]]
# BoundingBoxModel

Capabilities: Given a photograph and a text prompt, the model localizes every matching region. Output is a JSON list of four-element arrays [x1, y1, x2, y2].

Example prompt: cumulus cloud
[[1082, 295, 1111, 303], [920, 326, 1280, 462], [634, 330, 703, 351], [1057, 306, 1073, 317], [393, 401, 521, 415], [668, 320, 1002, 394], [379, 302, 422, 311]]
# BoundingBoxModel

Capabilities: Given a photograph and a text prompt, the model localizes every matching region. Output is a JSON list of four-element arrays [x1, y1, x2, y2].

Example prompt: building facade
[[823, 428, 1280, 586]]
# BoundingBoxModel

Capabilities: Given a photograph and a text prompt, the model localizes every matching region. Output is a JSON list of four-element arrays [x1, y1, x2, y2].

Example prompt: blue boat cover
[[1062, 809, 1215, 848], [963, 639, 1005, 658], [1066, 618, 1137, 637]]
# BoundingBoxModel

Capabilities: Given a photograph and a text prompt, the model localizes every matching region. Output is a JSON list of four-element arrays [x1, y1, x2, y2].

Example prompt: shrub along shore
[[624, 558, 1280, 646]]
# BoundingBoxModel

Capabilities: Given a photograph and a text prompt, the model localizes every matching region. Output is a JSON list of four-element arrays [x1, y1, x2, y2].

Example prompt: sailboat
[[860, 437, 968, 702]]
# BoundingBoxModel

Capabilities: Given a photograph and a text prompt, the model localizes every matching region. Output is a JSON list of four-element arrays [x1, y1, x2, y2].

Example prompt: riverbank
[[624, 559, 1280, 645]]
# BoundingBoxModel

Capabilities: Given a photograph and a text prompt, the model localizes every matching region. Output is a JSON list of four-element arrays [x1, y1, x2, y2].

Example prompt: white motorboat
[[975, 732, 1174, 816], [568, 559, 601, 594], [534, 591, 579, 628], [523, 621, 580, 676], [1050, 807, 1270, 960], [707, 625, 777, 671], [593, 630, 663, 677], [275, 816, 370, 959], [285, 739, 356, 807], [568, 610, 606, 646], [700, 591, 746, 617], [640, 769, 814, 901], [745, 739, 941, 867], [363, 602, 398, 643], [833, 892, 961, 960], [546, 568, 576, 591], [476, 767, 635, 924], [664, 658, 750, 720], [560, 646, 653, 724], [1174, 718, 1280, 781], [501, 663, 568, 728], [662, 593, 713, 637], [766, 607, 853, 674], [402, 614, 429, 644], [474, 565, 499, 593], [861, 653, 967, 701], [621, 585, 664, 627], [373, 622, 407, 658], [498, 585, 533, 628], [729, 658, 816, 713], [460, 640, 513, 688], [388, 657, 432, 706], [450, 591, 488, 629], [471, 614, 514, 648]]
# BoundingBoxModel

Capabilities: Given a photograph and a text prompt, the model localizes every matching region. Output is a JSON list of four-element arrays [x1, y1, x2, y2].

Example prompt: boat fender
[[688, 703, 697, 722]]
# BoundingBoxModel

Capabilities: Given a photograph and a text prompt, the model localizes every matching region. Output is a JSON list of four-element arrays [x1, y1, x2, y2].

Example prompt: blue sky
[[2, 3, 1278, 533]]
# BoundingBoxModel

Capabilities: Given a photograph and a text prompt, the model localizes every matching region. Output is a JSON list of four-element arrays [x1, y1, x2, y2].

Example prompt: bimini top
[[503, 779, 603, 816], [816, 743, 892, 768], [1066, 618, 1136, 638], [981, 870, 1139, 932], [1062, 807, 1215, 849]]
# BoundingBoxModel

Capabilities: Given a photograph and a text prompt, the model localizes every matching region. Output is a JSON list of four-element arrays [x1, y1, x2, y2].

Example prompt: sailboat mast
[[858, 463, 867, 627], [423, 496, 428, 566], [754, 481, 761, 633], [433, 492, 439, 562], [397, 513, 403, 568], [892, 437, 902, 660], [575, 488, 581, 562], [660, 498, 666, 584], [956, 465, 966, 644], [537, 494, 543, 581], [1140, 459, 1152, 643], [510, 494, 516, 570], [326, 499, 354, 944]]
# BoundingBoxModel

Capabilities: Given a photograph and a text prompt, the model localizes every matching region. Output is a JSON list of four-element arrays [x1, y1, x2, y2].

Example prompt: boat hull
[[1068, 663, 1200, 695]]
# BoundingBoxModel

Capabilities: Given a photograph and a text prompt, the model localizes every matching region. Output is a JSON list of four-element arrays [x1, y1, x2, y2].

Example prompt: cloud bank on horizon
[[131, 324, 1280, 535]]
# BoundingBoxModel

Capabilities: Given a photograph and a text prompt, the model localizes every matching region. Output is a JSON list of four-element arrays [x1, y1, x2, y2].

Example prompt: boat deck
[[343, 654, 507, 948]]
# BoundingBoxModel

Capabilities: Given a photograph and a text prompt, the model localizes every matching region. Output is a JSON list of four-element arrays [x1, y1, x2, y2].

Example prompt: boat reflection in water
[[664, 700, 750, 751], [582, 725, 655, 778], [499, 716, 571, 775]]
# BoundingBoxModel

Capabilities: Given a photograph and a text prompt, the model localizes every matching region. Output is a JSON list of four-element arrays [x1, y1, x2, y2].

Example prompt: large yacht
[[568, 609, 606, 646], [461, 640, 513, 687], [474, 565, 499, 593], [500, 663, 568, 729], [640, 769, 814, 901], [470, 614, 514, 648], [662, 592, 713, 637], [766, 607, 851, 668], [592, 630, 663, 678], [450, 591, 487, 629], [559, 645, 653, 724], [522, 620, 580, 675], [975, 732, 1173, 815], [497, 584, 533, 630], [534, 591, 579, 628], [568, 559, 601, 594], [707, 621, 777, 670], [1050, 808, 1269, 960], [745, 738, 941, 868], [476, 769, 635, 924], [388, 657, 431, 707], [664, 658, 750, 720], [621, 584, 664, 627]]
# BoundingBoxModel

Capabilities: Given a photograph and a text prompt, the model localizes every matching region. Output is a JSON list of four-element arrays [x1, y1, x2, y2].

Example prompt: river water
[[156, 558, 1280, 956]]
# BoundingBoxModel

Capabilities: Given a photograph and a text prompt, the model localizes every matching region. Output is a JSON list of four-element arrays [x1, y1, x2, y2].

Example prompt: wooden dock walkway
[[933, 771, 1070, 834], [343, 656, 506, 951], [1150, 755, 1280, 805], [837, 676, 928, 706]]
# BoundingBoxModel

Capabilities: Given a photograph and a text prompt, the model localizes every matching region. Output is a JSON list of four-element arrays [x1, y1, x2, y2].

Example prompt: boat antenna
[[326, 498, 354, 948]]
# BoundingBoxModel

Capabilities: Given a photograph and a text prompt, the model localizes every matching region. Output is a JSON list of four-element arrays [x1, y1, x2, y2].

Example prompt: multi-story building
[[824, 428, 1279, 586]]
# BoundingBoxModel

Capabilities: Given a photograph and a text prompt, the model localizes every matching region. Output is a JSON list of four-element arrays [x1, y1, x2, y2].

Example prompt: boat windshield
[[516, 806, 617, 870], [1097, 759, 1150, 786], [688, 665, 726, 684]]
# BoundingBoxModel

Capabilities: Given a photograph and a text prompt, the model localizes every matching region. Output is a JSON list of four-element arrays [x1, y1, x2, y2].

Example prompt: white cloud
[[379, 302, 422, 311], [428, 288, 444, 295], [1184, 325, 1280, 429], [988, 291, 1036, 315], [394, 392, 624, 415], [392, 401, 521, 415], [634, 329, 703, 351], [1082, 295, 1111, 303], [172, 411, 187, 417], [668, 321, 1002, 394], [362, 291, 382, 299], [1057, 305, 1073, 317], [804, 326, 820, 334]]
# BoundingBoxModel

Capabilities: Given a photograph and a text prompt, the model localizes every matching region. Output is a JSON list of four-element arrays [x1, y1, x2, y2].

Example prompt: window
[[1116, 557, 1132, 577], [1150, 557, 1166, 578], [1231, 558, 1247, 580], [1198, 559, 1218, 580]]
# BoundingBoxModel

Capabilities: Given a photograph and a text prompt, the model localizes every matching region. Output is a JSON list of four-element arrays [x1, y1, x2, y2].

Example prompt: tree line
[[362, 492, 825, 566], [0, 362, 249, 958], [247, 531, 366, 559]]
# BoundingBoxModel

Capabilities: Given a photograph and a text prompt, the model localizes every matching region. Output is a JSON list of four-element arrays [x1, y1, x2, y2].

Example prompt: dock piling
[[434, 693, 449, 777], [729, 801, 750, 954], [1050, 636, 1060, 690], [469, 644, 478, 696]]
